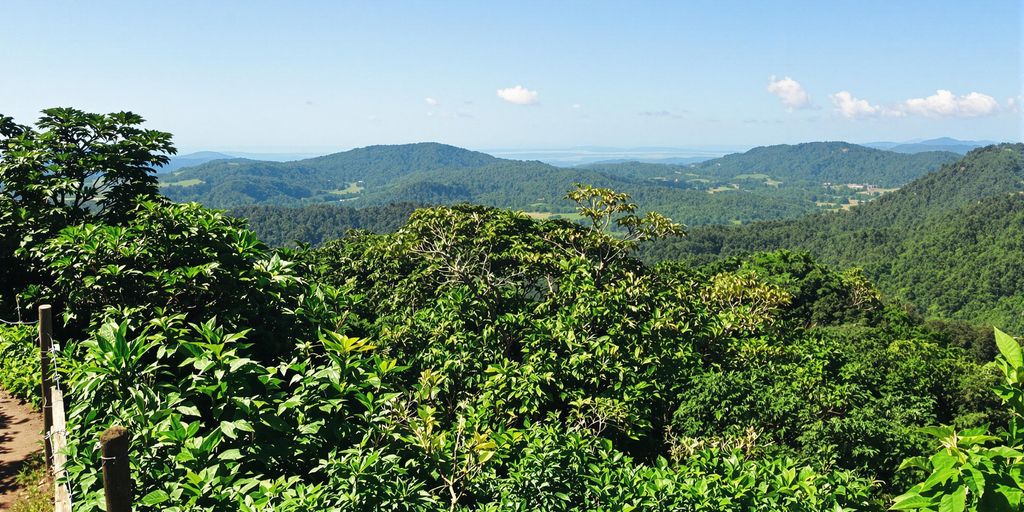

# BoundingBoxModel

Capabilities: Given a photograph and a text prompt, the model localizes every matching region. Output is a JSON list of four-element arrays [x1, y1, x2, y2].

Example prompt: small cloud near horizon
[[497, 85, 539, 105], [425, 97, 439, 106]]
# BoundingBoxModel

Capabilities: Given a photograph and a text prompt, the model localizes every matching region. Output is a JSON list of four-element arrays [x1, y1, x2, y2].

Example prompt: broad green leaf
[[890, 492, 933, 510], [996, 327, 1022, 369], [218, 448, 243, 460], [938, 486, 966, 512], [899, 457, 930, 472], [140, 490, 170, 506]]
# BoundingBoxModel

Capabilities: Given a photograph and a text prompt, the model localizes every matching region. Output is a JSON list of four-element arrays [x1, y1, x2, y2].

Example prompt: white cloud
[[830, 91, 885, 119], [830, 89, 1003, 119], [571, 103, 581, 109], [496, 85, 539, 105], [901, 90, 999, 118], [767, 75, 811, 110], [424, 97, 439, 106]]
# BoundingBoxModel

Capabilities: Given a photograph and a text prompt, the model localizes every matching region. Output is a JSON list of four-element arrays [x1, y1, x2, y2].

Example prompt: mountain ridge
[[642, 143, 1024, 331], [160, 141, 958, 211]]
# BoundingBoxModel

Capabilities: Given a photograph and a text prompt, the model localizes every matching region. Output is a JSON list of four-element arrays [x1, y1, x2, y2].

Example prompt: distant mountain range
[[167, 138, 990, 171], [163, 151, 325, 172], [159, 141, 958, 227], [162, 151, 236, 172], [863, 137, 995, 155]]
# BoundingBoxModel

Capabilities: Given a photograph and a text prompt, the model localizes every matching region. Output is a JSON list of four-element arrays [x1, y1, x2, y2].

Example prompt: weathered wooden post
[[38, 304, 53, 466], [101, 425, 133, 512]]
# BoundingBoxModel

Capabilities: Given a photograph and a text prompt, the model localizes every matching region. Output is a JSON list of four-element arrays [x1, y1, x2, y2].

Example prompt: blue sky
[[1, 1, 1021, 153]]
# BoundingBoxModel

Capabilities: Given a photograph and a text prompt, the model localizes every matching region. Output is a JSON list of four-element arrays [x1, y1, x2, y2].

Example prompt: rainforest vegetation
[[2, 108, 1022, 510]]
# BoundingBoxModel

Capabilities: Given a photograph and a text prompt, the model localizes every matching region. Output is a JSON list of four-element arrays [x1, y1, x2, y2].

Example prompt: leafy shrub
[[474, 421, 878, 511], [0, 324, 40, 407], [33, 199, 314, 359], [62, 312, 422, 511], [891, 328, 1024, 511]]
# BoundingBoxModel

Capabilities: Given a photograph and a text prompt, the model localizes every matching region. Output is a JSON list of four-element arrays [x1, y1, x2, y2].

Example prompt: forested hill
[[642, 143, 1024, 331], [685, 141, 958, 186], [164, 141, 957, 230], [160, 142, 497, 206]]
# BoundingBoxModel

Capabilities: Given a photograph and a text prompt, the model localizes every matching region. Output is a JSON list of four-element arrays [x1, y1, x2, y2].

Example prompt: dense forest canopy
[[643, 144, 1024, 333], [2, 109, 1022, 511], [227, 203, 423, 246]]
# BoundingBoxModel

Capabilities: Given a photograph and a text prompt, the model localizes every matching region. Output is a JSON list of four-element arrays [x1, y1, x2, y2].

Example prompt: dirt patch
[[0, 390, 44, 508]]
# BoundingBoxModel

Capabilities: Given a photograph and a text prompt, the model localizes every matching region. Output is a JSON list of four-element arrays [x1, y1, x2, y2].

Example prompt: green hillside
[[643, 144, 1024, 331], [160, 142, 498, 206], [686, 141, 958, 186]]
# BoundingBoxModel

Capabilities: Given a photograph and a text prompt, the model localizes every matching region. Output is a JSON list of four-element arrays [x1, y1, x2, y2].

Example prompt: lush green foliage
[[31, 199, 308, 357], [0, 108, 175, 311], [298, 194, 994, 498], [228, 202, 421, 246], [0, 324, 41, 407], [892, 328, 1024, 511], [0, 108, 174, 224], [0, 109, 1007, 511]]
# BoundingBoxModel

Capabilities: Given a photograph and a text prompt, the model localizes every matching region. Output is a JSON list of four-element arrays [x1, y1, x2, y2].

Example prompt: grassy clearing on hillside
[[328, 182, 365, 195], [708, 184, 739, 194], [522, 211, 585, 221]]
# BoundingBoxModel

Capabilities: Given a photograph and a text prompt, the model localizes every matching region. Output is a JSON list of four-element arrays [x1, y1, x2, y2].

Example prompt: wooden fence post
[[38, 304, 53, 466], [101, 425, 133, 512], [50, 387, 70, 512]]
